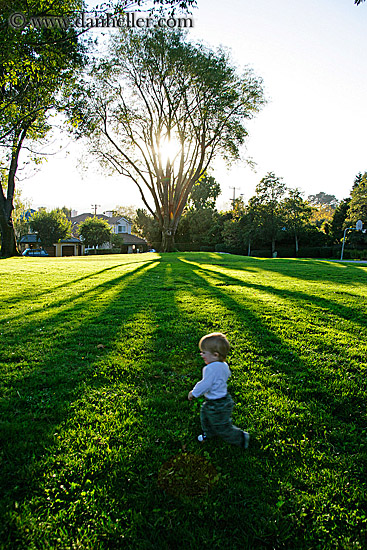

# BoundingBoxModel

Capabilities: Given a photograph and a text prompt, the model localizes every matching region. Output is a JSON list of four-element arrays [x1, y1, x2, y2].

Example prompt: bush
[[85, 248, 122, 255], [297, 246, 340, 258], [200, 246, 215, 252], [250, 249, 271, 257], [174, 243, 201, 252], [274, 247, 295, 258], [349, 248, 367, 260], [215, 243, 246, 255]]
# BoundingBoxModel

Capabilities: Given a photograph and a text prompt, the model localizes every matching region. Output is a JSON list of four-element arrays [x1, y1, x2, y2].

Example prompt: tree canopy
[[307, 192, 338, 208], [345, 172, 367, 227], [68, 27, 265, 251], [29, 209, 71, 247], [248, 172, 287, 255], [282, 188, 312, 253], [187, 175, 221, 210], [78, 217, 112, 249], [0, 0, 87, 257]]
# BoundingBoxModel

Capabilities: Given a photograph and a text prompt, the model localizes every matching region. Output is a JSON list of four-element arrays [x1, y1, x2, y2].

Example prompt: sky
[[19, 0, 367, 215]]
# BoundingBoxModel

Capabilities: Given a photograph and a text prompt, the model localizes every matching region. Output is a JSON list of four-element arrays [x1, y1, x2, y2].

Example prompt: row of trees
[[131, 171, 367, 256], [12, 167, 367, 256]]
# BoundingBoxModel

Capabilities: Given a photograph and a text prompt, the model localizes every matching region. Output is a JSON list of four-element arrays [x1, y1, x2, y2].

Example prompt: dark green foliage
[[78, 217, 112, 249], [330, 198, 351, 242], [345, 173, 367, 228], [248, 172, 287, 254], [188, 175, 221, 210], [0, 0, 87, 257], [29, 209, 72, 247], [134, 209, 162, 245]]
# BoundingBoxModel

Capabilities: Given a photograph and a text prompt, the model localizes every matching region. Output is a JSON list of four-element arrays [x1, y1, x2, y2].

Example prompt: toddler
[[188, 332, 249, 448]]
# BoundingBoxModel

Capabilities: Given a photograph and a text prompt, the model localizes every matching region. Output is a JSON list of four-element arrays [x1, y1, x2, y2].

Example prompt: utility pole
[[230, 187, 240, 210], [91, 204, 100, 216]]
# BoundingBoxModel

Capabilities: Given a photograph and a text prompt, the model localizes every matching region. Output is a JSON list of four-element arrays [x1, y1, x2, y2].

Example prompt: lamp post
[[340, 220, 363, 260]]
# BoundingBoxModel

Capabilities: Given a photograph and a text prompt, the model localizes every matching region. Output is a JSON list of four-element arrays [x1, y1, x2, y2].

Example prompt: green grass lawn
[[1, 252, 366, 549]]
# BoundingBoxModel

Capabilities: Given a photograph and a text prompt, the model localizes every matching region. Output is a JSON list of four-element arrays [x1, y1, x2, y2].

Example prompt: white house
[[70, 213, 132, 235], [70, 212, 146, 253]]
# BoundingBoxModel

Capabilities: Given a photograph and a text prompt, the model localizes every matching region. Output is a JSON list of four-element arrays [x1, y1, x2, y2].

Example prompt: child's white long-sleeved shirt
[[191, 361, 230, 400]]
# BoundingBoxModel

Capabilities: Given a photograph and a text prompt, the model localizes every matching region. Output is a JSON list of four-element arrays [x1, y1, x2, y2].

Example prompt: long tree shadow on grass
[[102, 257, 304, 548], [0, 254, 299, 549], [220, 255, 367, 285], [182, 257, 367, 331], [180, 258, 367, 421], [0, 259, 165, 543], [3, 258, 157, 321], [176, 257, 367, 542], [3, 256, 253, 548]]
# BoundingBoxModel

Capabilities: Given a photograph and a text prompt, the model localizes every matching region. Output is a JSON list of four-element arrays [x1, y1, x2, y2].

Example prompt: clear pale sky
[[21, 0, 367, 214]]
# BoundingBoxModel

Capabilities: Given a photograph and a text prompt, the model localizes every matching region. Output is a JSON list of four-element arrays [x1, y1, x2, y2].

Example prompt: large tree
[[0, 0, 86, 257], [69, 27, 265, 251]]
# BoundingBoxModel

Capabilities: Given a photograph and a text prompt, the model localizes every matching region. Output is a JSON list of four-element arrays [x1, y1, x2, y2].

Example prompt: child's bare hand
[[188, 391, 194, 401]]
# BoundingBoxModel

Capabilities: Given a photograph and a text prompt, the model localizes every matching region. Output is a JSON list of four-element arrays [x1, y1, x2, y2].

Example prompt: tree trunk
[[0, 211, 19, 257], [247, 238, 251, 257], [161, 230, 175, 252], [0, 128, 27, 257], [295, 233, 299, 256]]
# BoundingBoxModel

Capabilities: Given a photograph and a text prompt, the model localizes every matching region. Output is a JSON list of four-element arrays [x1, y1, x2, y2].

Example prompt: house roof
[[70, 213, 131, 225], [19, 234, 41, 244], [59, 237, 82, 243], [19, 234, 82, 244], [106, 216, 132, 225], [118, 234, 147, 245], [70, 213, 110, 224]]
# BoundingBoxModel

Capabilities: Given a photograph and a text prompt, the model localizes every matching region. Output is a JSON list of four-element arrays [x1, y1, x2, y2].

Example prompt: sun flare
[[160, 136, 181, 165]]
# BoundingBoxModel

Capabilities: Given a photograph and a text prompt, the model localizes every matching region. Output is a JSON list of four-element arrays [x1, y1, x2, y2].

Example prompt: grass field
[[0, 252, 366, 549]]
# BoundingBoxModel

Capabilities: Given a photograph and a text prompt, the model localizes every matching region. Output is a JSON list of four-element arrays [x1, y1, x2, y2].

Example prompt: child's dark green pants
[[200, 394, 243, 446]]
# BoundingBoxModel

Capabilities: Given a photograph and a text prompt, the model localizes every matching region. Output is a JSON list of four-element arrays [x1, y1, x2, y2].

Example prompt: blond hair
[[199, 332, 230, 361]]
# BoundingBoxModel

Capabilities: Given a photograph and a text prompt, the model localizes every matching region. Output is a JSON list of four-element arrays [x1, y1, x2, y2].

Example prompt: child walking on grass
[[188, 332, 249, 449]]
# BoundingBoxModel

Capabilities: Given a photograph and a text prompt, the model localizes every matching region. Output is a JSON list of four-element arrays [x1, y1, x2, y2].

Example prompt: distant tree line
[[132, 171, 367, 258], [11, 170, 366, 258]]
